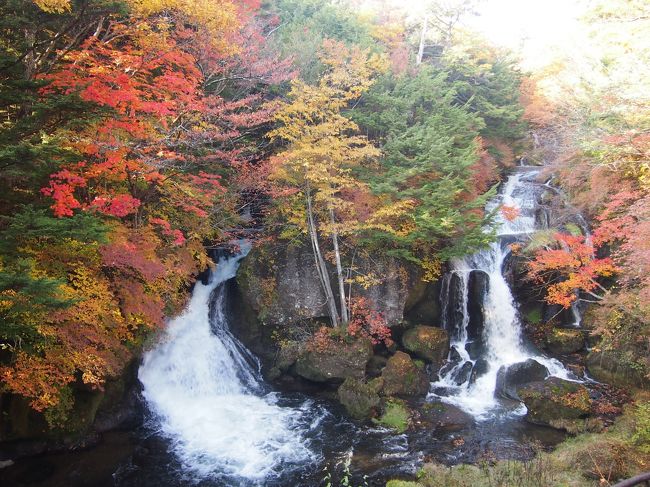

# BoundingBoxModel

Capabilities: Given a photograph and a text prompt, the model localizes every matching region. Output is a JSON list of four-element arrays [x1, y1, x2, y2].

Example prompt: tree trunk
[[329, 207, 349, 325], [306, 191, 340, 326], [416, 15, 428, 65]]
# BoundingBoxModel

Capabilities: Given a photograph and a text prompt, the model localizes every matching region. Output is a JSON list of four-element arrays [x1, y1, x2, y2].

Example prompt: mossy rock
[[294, 338, 373, 383], [386, 481, 424, 487], [518, 377, 591, 428], [374, 399, 410, 433], [401, 326, 449, 367], [587, 350, 649, 389], [337, 378, 380, 420], [545, 328, 584, 355], [381, 351, 430, 397]]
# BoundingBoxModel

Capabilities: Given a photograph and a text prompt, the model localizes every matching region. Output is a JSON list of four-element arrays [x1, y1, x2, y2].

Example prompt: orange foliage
[[526, 233, 617, 308]]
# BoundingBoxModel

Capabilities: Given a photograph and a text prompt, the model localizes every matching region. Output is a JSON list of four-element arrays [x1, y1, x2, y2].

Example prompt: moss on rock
[[381, 351, 430, 397], [545, 328, 584, 355], [587, 350, 649, 389], [337, 378, 380, 420], [518, 377, 592, 428], [374, 399, 410, 432], [401, 326, 449, 367]]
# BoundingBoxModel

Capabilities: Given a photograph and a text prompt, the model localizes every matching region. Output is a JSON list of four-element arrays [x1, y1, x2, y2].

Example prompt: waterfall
[[430, 168, 572, 418], [138, 241, 318, 483]]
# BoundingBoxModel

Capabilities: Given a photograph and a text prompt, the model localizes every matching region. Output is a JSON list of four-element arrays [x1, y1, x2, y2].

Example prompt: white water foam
[[139, 241, 317, 483], [430, 170, 573, 419]]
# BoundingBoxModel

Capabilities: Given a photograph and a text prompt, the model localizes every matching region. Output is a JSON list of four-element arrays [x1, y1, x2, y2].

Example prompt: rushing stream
[[430, 167, 573, 417]]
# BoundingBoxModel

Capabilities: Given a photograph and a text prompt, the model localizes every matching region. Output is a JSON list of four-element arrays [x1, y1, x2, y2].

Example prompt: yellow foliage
[[128, 0, 239, 51], [32, 0, 70, 13], [421, 257, 442, 282]]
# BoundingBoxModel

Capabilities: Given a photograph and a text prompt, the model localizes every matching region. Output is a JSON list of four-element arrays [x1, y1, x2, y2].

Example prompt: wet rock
[[453, 362, 473, 386], [445, 273, 466, 336], [418, 402, 473, 431], [465, 340, 484, 360], [438, 347, 461, 377], [495, 359, 549, 401], [294, 338, 373, 383], [401, 326, 449, 368], [545, 328, 584, 355], [467, 270, 489, 341], [469, 358, 489, 384], [518, 377, 592, 428], [337, 378, 380, 420], [381, 352, 430, 397], [586, 350, 650, 389], [448, 346, 462, 363]]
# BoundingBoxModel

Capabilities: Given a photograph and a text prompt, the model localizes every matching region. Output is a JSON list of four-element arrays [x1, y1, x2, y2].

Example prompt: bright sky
[[467, 0, 587, 68], [365, 0, 589, 69]]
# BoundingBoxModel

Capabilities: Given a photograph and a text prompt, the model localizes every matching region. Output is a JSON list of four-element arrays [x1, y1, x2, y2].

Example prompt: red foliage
[[347, 297, 393, 347]]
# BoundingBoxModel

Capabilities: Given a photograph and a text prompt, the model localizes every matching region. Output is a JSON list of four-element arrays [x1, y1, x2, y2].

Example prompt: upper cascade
[[430, 168, 574, 418]]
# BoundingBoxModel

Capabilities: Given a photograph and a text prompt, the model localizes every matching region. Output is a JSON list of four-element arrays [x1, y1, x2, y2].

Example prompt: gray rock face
[[236, 243, 422, 327], [495, 359, 549, 401], [237, 244, 329, 326]]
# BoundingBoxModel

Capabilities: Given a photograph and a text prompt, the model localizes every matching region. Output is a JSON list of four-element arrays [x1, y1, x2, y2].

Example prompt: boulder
[[586, 350, 649, 389], [418, 402, 473, 431], [294, 338, 373, 383], [545, 328, 584, 355], [381, 352, 430, 397], [469, 358, 490, 384], [337, 378, 380, 420], [495, 359, 549, 401], [517, 377, 591, 428], [401, 326, 449, 368], [453, 362, 473, 386]]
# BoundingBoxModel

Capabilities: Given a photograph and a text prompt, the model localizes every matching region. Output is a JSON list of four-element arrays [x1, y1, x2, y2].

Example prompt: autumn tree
[[268, 40, 385, 326], [525, 232, 617, 309]]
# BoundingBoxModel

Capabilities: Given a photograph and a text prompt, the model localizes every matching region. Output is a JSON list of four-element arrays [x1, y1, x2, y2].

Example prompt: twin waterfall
[[138, 241, 318, 483], [137, 167, 574, 483], [430, 168, 571, 417]]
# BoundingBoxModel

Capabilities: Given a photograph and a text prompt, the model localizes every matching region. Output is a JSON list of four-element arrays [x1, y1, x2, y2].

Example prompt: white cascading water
[[138, 241, 317, 483], [429, 168, 572, 418]]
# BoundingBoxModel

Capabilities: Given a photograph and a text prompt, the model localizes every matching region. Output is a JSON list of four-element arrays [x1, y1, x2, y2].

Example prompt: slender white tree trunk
[[329, 207, 349, 325], [417, 15, 428, 65], [306, 191, 340, 326]]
